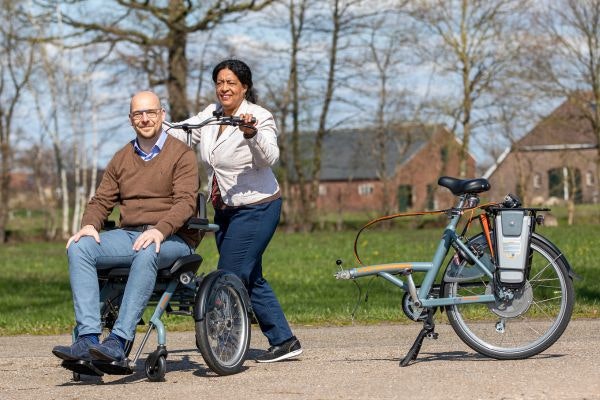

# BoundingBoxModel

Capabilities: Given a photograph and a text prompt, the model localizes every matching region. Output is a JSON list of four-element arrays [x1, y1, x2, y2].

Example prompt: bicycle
[[334, 176, 576, 366]]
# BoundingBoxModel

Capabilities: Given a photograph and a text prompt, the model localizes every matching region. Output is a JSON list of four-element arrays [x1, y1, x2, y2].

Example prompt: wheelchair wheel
[[195, 273, 250, 375], [145, 355, 166, 382]]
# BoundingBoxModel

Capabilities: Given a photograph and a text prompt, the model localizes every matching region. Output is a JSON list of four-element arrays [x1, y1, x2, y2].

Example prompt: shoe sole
[[61, 360, 104, 376], [255, 348, 303, 363]]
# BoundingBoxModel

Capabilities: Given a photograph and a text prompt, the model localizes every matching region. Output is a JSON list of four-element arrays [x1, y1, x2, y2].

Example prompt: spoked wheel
[[445, 234, 574, 359], [195, 275, 250, 375]]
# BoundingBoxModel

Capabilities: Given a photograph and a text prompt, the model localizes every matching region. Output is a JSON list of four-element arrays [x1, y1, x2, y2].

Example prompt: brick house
[[293, 123, 475, 213], [484, 96, 599, 205]]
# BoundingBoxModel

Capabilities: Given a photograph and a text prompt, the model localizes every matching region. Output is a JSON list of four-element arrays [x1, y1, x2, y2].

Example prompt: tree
[[0, 1, 35, 242], [43, 0, 276, 121], [287, 0, 373, 230], [533, 0, 600, 207], [409, 0, 529, 177]]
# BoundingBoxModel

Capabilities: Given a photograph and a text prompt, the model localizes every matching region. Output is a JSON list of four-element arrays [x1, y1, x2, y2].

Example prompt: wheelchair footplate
[[91, 359, 135, 375], [61, 359, 104, 376]]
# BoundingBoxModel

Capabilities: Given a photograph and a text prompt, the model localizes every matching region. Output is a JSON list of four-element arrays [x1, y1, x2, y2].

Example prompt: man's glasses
[[130, 109, 162, 122]]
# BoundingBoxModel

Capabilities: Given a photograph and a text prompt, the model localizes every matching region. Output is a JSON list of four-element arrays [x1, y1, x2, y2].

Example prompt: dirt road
[[1, 319, 599, 400]]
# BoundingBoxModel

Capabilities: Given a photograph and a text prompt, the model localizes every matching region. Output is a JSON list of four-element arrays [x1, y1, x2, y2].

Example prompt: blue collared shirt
[[133, 131, 168, 161]]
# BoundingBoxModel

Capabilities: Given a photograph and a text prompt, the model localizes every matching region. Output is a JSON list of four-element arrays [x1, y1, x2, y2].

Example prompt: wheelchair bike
[[61, 115, 258, 382], [61, 193, 252, 382]]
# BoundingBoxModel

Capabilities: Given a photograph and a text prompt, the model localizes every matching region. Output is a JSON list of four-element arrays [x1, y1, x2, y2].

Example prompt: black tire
[[195, 277, 250, 375], [445, 234, 574, 359], [145, 355, 166, 382]]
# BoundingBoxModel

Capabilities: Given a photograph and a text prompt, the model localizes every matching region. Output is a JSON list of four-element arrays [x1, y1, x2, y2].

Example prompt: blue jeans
[[214, 198, 293, 346], [67, 229, 194, 341]]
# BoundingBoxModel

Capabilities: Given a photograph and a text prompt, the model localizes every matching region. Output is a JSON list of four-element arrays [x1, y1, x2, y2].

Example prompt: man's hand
[[133, 228, 164, 253], [66, 225, 100, 249]]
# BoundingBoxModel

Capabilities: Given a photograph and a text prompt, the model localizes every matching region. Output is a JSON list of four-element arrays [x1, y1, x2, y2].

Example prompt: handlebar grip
[[229, 116, 257, 125]]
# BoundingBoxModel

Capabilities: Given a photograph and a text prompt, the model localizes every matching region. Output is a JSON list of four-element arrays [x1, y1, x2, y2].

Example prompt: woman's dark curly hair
[[212, 59, 257, 104]]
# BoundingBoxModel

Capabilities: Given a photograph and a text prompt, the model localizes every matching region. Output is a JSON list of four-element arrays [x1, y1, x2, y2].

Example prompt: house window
[[358, 183, 374, 196], [397, 185, 412, 211], [426, 184, 436, 210], [548, 167, 583, 203], [533, 173, 542, 189], [440, 146, 449, 165], [586, 171, 595, 186], [318, 184, 327, 196]]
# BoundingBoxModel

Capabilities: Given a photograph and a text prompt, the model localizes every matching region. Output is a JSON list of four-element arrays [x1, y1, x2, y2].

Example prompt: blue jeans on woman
[[67, 229, 194, 341], [214, 198, 293, 346]]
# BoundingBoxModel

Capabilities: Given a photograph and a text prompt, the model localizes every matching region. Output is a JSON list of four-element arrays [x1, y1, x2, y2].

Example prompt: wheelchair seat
[[97, 254, 204, 283]]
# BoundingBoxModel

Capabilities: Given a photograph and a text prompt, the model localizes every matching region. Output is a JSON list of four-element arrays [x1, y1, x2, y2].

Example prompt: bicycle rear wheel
[[445, 234, 574, 359]]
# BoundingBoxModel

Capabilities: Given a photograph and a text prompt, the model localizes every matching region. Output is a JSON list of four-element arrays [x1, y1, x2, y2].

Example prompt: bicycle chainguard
[[400, 310, 438, 367]]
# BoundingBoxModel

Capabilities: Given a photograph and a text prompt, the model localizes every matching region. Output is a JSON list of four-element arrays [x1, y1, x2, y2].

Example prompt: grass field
[[0, 218, 598, 336]]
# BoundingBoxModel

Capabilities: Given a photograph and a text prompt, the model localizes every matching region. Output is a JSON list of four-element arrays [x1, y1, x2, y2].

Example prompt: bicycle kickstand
[[400, 309, 438, 367]]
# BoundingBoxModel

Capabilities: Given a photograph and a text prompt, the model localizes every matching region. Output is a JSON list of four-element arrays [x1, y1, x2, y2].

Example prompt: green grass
[[0, 223, 598, 335]]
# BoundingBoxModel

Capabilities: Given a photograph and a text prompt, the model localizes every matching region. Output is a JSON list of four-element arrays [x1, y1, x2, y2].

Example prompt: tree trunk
[[167, 27, 189, 121], [0, 142, 11, 243], [306, 0, 341, 231]]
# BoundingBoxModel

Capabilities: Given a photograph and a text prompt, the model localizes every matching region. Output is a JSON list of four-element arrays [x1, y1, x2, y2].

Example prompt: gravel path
[[1, 319, 599, 400]]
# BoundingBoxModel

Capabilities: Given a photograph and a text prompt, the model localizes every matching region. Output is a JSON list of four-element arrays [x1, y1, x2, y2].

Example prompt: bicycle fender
[[194, 270, 252, 321], [531, 232, 579, 281], [439, 232, 579, 302]]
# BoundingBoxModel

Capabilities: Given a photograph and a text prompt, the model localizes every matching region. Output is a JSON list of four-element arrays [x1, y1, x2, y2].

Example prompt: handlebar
[[164, 113, 257, 147], [163, 114, 256, 131]]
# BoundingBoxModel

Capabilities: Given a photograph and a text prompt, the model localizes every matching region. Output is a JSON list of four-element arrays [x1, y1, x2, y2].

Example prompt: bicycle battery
[[495, 210, 532, 285]]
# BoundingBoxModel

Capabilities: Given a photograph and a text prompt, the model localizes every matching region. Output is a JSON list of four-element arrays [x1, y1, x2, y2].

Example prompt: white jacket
[[168, 100, 280, 207]]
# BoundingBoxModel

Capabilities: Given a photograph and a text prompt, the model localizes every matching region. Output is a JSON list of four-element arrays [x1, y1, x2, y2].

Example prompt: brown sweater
[[81, 135, 200, 248]]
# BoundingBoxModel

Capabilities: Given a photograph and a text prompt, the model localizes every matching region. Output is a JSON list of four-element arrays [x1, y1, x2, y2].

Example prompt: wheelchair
[[61, 194, 252, 381]]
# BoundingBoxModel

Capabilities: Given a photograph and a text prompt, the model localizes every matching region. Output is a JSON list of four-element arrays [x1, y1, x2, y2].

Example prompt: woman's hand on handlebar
[[237, 113, 258, 138]]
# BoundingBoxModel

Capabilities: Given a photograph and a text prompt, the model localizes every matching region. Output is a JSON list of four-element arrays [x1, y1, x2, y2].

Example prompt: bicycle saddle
[[437, 176, 490, 195]]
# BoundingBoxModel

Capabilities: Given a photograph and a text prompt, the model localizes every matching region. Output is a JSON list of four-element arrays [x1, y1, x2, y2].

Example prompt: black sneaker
[[255, 336, 302, 363]]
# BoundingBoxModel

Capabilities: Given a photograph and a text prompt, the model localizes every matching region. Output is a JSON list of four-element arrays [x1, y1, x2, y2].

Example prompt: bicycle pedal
[[427, 332, 439, 340]]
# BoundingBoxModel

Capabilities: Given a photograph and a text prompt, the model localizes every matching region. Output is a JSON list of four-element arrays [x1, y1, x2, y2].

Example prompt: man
[[52, 91, 199, 369]]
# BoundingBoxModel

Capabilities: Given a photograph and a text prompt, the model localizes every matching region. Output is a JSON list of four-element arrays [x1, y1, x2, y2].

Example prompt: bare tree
[[285, 0, 374, 230], [41, 0, 276, 121], [0, 0, 35, 242], [409, 0, 529, 177], [533, 0, 600, 206]]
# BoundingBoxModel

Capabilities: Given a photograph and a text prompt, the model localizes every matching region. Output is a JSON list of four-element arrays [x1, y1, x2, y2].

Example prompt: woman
[[169, 59, 302, 363]]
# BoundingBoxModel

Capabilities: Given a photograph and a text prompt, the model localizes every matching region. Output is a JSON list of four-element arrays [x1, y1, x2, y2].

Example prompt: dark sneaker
[[255, 336, 302, 363], [89, 335, 125, 362], [52, 336, 95, 361]]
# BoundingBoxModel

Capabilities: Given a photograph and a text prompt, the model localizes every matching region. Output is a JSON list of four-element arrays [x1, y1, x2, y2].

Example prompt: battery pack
[[495, 210, 532, 285]]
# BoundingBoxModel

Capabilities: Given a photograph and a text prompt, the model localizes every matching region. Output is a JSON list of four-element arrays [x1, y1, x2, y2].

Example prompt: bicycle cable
[[352, 202, 500, 266]]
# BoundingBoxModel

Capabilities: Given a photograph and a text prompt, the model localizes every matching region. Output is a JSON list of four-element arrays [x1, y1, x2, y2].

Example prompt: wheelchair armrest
[[187, 218, 219, 232], [197, 192, 207, 219], [185, 192, 219, 232]]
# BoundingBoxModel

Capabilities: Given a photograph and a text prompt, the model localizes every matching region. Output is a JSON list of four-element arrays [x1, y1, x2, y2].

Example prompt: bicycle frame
[[336, 194, 496, 308]]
